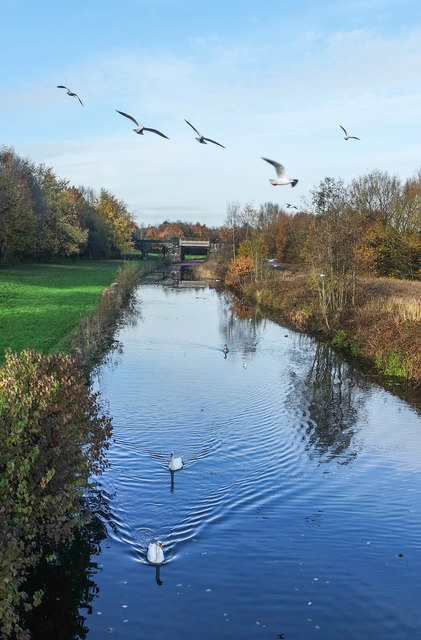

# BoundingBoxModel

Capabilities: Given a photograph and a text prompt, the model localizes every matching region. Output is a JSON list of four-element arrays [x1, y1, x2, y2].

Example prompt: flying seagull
[[261, 157, 298, 187], [116, 110, 169, 139], [184, 119, 225, 148], [286, 203, 298, 209], [339, 125, 360, 141], [57, 85, 84, 106]]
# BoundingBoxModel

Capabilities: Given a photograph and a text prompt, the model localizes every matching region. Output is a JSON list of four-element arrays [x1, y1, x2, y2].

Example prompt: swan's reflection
[[170, 469, 175, 492], [155, 565, 163, 586]]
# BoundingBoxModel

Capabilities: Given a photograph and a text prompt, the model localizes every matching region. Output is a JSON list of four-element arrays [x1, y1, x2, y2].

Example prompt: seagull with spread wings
[[116, 110, 169, 139], [286, 203, 298, 209], [339, 125, 360, 141], [261, 157, 298, 187], [57, 85, 84, 106], [184, 119, 225, 148]]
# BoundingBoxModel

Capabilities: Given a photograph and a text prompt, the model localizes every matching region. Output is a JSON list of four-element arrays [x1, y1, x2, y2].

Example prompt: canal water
[[32, 267, 421, 639]]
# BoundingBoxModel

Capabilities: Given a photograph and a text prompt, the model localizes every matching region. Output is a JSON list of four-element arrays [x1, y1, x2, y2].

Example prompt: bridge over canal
[[134, 237, 220, 262]]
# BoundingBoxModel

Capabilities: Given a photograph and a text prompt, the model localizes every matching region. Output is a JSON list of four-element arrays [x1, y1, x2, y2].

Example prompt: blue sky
[[1, 0, 421, 226]]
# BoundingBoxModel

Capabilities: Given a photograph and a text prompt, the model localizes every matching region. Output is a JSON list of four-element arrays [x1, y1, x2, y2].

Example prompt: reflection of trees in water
[[294, 342, 368, 464], [217, 293, 267, 356], [25, 490, 111, 640], [89, 296, 143, 378]]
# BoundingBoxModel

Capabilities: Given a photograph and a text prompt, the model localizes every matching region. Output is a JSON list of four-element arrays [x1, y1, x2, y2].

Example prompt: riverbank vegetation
[[218, 171, 421, 387], [70, 260, 152, 374], [0, 257, 156, 638], [0, 350, 112, 639], [226, 268, 421, 387]]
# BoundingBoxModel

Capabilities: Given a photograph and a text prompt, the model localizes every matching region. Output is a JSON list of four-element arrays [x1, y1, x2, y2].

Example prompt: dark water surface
[[40, 272, 421, 639]]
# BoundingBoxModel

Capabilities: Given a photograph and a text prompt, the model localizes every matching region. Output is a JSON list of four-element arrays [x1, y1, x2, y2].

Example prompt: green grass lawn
[[183, 254, 206, 260], [0, 260, 126, 361]]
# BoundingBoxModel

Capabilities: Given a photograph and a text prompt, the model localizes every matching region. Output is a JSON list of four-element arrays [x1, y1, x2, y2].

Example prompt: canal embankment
[[196, 259, 421, 389], [0, 257, 160, 639]]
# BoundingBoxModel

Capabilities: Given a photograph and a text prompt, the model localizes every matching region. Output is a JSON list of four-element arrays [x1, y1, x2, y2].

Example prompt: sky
[[1, 0, 421, 227]]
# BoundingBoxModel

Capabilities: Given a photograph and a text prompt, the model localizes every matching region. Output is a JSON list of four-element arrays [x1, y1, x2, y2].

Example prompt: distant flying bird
[[116, 110, 169, 139], [261, 158, 298, 187], [57, 85, 84, 106], [184, 119, 225, 148], [286, 203, 298, 209], [339, 125, 360, 141]]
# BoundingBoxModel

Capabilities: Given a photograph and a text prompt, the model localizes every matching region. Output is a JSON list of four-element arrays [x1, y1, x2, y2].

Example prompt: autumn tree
[[349, 169, 421, 278], [226, 255, 254, 286], [158, 222, 185, 238], [95, 189, 135, 256], [238, 202, 259, 241], [310, 176, 348, 216], [349, 169, 401, 226], [283, 212, 313, 263], [0, 149, 36, 261], [75, 186, 111, 259], [237, 237, 269, 281], [258, 201, 281, 230], [193, 221, 205, 238], [33, 166, 87, 260], [224, 200, 242, 260], [305, 177, 373, 317]]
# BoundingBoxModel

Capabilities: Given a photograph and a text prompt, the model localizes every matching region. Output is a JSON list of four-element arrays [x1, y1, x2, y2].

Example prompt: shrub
[[0, 350, 112, 638], [226, 256, 254, 286], [69, 261, 142, 374], [376, 349, 411, 379], [331, 329, 361, 357]]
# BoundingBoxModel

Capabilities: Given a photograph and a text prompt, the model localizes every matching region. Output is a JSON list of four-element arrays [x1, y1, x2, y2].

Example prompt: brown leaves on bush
[[226, 256, 254, 286]]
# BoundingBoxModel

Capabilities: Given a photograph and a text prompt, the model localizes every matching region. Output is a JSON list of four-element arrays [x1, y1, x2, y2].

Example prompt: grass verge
[[0, 259, 158, 364]]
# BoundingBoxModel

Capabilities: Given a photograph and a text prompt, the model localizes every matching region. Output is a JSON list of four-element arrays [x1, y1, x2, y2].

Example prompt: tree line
[[222, 170, 421, 292], [1, 146, 420, 284], [0, 147, 136, 262]]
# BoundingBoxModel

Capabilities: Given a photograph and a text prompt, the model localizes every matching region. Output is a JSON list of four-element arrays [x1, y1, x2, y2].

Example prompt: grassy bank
[[0, 259, 157, 363], [226, 269, 421, 389], [0, 258, 160, 637]]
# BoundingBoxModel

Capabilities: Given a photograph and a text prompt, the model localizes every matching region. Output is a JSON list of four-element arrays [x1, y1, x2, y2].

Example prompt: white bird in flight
[[339, 125, 360, 141], [261, 158, 298, 187], [116, 110, 169, 139], [184, 119, 225, 148], [286, 203, 298, 209], [57, 85, 84, 106]]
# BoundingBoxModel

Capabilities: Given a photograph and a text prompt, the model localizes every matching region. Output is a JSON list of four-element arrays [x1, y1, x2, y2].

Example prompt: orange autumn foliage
[[226, 256, 254, 285]]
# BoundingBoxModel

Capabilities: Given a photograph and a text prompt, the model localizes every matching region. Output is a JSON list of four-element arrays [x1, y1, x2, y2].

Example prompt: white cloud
[[3, 21, 421, 225]]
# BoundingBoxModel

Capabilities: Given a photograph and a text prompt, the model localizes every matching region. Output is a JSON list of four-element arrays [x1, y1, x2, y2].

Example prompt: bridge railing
[[180, 238, 210, 246]]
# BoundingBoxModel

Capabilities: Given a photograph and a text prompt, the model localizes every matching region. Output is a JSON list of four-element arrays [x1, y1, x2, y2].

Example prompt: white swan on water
[[169, 452, 183, 471], [147, 540, 164, 564]]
